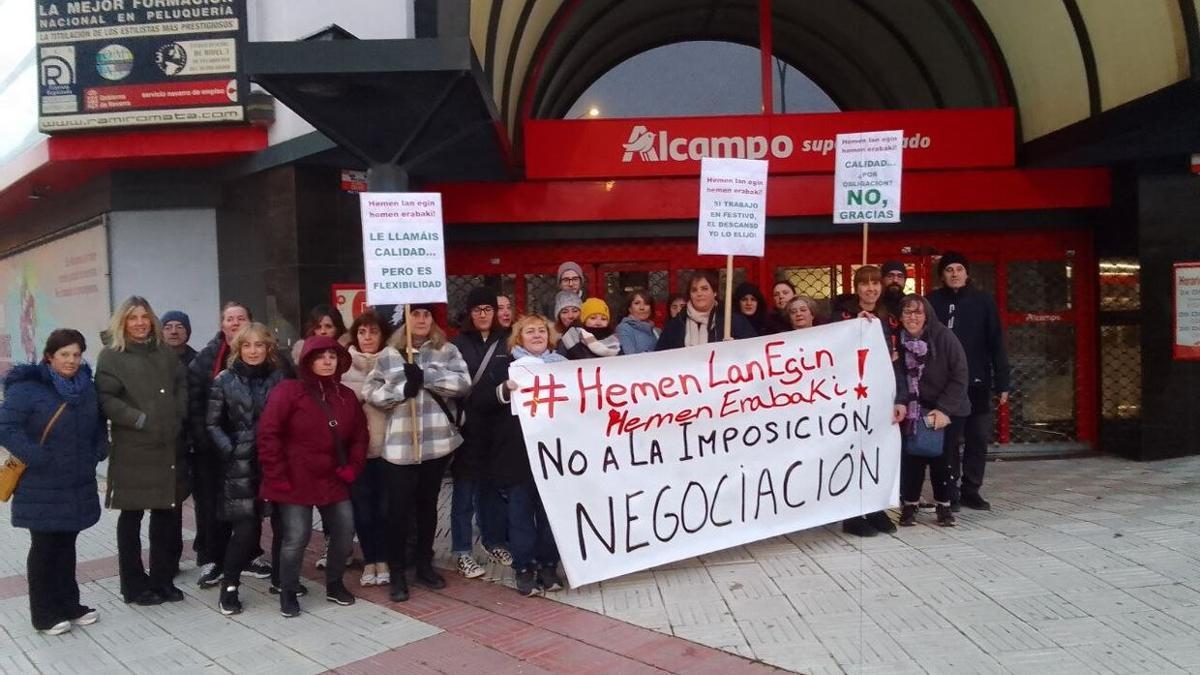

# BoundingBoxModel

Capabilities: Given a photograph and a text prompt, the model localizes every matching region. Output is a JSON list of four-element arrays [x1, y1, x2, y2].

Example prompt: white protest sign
[[698, 157, 768, 256], [360, 192, 447, 305], [833, 130, 903, 224], [509, 320, 900, 587]]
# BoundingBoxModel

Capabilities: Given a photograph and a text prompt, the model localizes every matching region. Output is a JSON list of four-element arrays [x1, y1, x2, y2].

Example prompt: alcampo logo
[[622, 125, 794, 163]]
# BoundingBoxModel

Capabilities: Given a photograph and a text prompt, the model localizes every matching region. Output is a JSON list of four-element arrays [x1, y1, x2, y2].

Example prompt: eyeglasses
[[560, 275, 581, 282], [470, 306, 495, 315], [902, 309, 925, 317]]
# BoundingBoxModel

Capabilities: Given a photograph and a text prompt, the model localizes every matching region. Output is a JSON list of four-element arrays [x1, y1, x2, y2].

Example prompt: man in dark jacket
[[927, 252, 1011, 511], [187, 302, 270, 586], [161, 310, 197, 366]]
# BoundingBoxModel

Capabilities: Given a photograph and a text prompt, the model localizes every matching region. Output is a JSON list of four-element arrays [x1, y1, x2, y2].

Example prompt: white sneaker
[[360, 563, 377, 587], [488, 547, 513, 567], [457, 553, 485, 579], [315, 539, 329, 570], [375, 564, 391, 586], [39, 620, 71, 636]]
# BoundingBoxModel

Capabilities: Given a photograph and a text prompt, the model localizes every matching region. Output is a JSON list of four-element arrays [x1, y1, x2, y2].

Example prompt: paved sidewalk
[[2, 454, 1199, 673], [432, 454, 1200, 674]]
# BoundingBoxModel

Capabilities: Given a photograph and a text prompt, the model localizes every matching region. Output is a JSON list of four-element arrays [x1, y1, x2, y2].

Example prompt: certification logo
[[155, 43, 188, 76], [39, 46, 78, 114], [96, 44, 134, 81]]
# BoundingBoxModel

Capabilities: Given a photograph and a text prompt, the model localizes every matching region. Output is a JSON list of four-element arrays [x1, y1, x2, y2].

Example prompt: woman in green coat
[[95, 296, 188, 606]]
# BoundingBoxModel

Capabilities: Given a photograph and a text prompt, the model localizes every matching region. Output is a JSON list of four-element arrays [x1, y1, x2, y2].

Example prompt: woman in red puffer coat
[[257, 336, 367, 618]]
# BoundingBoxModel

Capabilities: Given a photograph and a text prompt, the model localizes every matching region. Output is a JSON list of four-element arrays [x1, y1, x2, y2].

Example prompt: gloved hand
[[335, 466, 356, 484], [402, 362, 424, 399]]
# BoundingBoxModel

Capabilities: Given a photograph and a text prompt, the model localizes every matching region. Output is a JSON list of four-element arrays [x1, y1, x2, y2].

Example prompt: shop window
[[525, 273, 560, 317], [777, 266, 837, 316], [1100, 324, 1141, 420], [1007, 260, 1071, 313], [602, 269, 670, 318], [1007, 323, 1077, 443], [448, 274, 515, 327], [1099, 258, 1140, 311], [675, 268, 747, 296]]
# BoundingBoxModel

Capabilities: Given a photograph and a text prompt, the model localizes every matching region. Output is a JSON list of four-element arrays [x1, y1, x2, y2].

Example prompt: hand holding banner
[[508, 319, 901, 587]]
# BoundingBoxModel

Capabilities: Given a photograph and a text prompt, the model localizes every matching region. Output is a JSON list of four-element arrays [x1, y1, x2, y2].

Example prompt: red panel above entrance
[[434, 167, 1108, 224], [524, 109, 1015, 179]]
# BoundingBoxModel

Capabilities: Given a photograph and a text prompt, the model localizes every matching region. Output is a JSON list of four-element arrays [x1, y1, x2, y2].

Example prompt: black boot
[[279, 590, 300, 618], [842, 517, 878, 537], [936, 504, 958, 527], [218, 584, 242, 616], [414, 563, 446, 590], [389, 576, 410, 602], [866, 510, 897, 534], [898, 504, 918, 527]]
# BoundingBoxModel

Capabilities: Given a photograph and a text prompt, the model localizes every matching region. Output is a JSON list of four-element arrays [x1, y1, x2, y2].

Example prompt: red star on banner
[[855, 383, 869, 399]]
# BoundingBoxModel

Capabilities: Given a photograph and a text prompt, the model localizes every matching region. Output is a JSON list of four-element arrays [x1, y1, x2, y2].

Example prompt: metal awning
[[243, 35, 512, 184]]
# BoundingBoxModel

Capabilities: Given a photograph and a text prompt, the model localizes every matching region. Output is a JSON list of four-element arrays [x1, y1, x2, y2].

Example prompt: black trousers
[[382, 456, 449, 569], [27, 530, 82, 630], [117, 508, 182, 599], [221, 510, 283, 585], [191, 451, 222, 565], [901, 451, 953, 504], [946, 386, 993, 501]]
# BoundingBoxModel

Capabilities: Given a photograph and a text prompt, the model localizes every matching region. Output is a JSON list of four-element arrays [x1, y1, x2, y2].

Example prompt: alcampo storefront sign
[[525, 108, 1014, 179]]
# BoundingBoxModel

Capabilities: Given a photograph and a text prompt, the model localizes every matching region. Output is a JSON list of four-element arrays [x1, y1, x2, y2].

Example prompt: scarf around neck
[[49, 362, 90, 404], [684, 303, 711, 347], [511, 346, 567, 364], [901, 332, 930, 435]]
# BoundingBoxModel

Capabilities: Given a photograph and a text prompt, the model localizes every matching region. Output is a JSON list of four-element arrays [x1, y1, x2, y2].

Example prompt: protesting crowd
[[0, 253, 1008, 635]]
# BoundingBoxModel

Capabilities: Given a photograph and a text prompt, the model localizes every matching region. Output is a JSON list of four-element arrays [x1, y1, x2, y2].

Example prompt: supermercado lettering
[[509, 320, 900, 586], [525, 108, 1014, 179]]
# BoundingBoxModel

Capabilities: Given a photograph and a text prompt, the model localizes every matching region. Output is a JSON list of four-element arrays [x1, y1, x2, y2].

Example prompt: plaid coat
[[362, 342, 471, 465]]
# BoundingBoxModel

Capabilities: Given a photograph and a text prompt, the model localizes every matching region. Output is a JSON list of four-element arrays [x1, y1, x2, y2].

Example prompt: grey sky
[[564, 41, 838, 119]]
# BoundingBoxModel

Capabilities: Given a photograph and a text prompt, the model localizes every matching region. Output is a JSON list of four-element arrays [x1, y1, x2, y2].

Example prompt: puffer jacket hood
[[297, 335, 351, 381]]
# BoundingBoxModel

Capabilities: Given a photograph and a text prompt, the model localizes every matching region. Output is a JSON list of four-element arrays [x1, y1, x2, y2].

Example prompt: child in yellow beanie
[[558, 298, 622, 359]]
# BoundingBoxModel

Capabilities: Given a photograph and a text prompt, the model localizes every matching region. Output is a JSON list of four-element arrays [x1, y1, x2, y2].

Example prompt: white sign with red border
[[697, 157, 768, 257], [833, 130, 903, 224]]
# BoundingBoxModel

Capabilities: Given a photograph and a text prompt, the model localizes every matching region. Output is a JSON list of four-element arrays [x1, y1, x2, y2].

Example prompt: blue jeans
[[503, 481, 558, 571], [450, 477, 508, 555], [350, 459, 387, 564]]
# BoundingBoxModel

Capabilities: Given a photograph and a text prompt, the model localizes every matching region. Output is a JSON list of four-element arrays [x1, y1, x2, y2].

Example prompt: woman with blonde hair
[[363, 304, 470, 602], [786, 295, 823, 330], [484, 314, 566, 596], [205, 322, 290, 615], [95, 296, 188, 606]]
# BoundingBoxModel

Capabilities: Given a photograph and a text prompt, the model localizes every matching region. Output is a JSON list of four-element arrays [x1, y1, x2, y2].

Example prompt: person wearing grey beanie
[[552, 291, 582, 334]]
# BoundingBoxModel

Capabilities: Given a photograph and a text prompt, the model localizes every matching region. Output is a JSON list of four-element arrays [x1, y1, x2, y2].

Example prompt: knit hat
[[557, 261, 584, 285], [937, 251, 969, 279], [580, 297, 610, 322], [160, 310, 191, 336], [554, 291, 582, 318], [881, 261, 907, 279], [465, 286, 498, 310]]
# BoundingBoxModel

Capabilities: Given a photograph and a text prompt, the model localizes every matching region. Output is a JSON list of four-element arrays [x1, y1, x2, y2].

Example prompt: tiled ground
[[430, 454, 1200, 674], [3, 454, 1199, 673]]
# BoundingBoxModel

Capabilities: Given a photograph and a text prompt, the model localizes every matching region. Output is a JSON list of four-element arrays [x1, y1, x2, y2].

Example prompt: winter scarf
[[684, 303, 711, 347], [49, 362, 91, 404], [902, 332, 929, 435], [511, 346, 567, 364]]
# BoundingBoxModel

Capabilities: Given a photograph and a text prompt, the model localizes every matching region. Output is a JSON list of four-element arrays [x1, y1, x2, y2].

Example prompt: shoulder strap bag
[[0, 402, 67, 502], [304, 388, 347, 468]]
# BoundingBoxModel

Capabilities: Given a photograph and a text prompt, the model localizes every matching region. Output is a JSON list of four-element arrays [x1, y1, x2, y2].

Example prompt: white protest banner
[[833, 130, 903, 224], [509, 319, 900, 587], [360, 192, 447, 305], [697, 157, 768, 257]]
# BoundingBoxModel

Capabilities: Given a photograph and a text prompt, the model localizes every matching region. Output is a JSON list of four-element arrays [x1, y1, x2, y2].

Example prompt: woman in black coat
[[895, 295, 970, 528], [448, 287, 512, 579], [0, 330, 106, 635], [205, 322, 288, 615], [656, 271, 756, 350]]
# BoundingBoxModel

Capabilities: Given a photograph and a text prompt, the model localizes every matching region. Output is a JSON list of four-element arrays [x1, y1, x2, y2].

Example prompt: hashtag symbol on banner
[[521, 374, 567, 418]]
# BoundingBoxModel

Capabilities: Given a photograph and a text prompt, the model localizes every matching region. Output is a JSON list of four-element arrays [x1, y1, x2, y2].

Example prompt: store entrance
[[444, 226, 1096, 453]]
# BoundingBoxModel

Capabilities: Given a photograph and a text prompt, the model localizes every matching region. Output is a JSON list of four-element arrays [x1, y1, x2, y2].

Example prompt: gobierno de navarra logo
[[620, 125, 933, 163]]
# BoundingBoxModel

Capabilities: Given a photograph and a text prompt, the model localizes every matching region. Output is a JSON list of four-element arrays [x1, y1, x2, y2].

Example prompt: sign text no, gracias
[[360, 192, 447, 306], [509, 320, 901, 587]]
